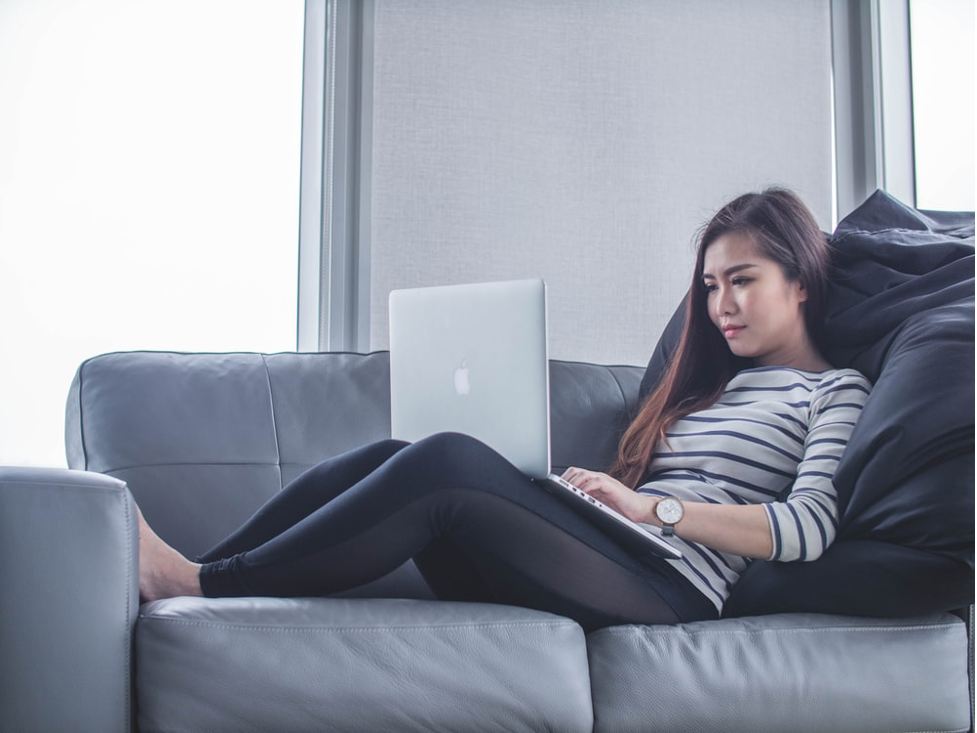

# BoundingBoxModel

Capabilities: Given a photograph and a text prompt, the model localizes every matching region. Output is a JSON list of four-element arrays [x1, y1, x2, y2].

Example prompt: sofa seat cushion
[[586, 612, 971, 733], [136, 596, 593, 733]]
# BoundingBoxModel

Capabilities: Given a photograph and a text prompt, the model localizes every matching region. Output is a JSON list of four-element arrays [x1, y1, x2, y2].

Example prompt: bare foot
[[136, 504, 203, 602]]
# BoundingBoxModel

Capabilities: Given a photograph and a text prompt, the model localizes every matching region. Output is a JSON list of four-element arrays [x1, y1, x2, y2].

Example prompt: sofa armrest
[[0, 467, 137, 733]]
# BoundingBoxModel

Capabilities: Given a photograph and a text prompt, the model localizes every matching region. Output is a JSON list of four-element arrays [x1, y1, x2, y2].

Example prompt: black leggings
[[197, 433, 716, 630]]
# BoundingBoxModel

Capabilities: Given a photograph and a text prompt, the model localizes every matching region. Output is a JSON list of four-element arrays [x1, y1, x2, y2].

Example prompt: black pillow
[[723, 538, 974, 618]]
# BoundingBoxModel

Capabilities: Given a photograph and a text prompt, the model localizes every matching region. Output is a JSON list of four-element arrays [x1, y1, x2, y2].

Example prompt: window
[[0, 0, 305, 466], [909, 0, 975, 211]]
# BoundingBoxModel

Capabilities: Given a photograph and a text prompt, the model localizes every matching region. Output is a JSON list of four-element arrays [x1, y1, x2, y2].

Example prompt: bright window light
[[0, 0, 305, 466], [909, 0, 975, 211]]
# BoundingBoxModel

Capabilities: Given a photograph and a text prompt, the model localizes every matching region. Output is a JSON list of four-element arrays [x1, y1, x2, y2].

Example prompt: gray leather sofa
[[1, 350, 972, 733]]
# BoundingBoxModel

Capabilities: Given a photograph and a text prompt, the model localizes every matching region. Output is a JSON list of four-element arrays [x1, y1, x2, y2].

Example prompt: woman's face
[[701, 233, 811, 368]]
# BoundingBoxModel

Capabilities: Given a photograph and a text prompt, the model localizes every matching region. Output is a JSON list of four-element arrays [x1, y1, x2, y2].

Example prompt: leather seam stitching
[[136, 618, 581, 633]]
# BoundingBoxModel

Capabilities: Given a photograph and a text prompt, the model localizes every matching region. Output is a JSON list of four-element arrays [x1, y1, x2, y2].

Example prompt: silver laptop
[[388, 278, 681, 561]]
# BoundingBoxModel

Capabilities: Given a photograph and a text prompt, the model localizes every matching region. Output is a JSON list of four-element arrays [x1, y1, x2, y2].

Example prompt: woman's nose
[[714, 287, 735, 318]]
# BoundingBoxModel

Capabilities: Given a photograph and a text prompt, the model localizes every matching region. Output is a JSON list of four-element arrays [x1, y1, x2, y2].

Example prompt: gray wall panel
[[368, 0, 832, 365]]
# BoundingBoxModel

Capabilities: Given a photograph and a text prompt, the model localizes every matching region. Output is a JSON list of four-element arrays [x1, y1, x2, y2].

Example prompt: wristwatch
[[655, 497, 684, 537]]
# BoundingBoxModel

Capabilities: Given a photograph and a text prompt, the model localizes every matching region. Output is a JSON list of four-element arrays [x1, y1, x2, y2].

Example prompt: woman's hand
[[562, 467, 775, 559], [561, 467, 655, 525]]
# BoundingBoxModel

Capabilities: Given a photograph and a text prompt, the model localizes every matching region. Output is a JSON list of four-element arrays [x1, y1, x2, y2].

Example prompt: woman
[[140, 188, 871, 630]]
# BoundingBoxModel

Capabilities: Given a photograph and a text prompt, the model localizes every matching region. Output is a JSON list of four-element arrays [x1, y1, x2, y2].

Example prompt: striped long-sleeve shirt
[[637, 366, 872, 613]]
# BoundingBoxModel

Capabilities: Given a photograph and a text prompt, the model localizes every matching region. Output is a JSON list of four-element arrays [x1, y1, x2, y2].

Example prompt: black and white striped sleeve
[[763, 371, 872, 562]]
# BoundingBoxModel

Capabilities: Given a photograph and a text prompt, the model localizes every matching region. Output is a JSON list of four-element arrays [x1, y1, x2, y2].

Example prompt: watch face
[[657, 498, 684, 524]]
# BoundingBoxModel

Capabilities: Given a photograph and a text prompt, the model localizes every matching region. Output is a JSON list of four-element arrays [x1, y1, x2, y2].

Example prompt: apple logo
[[453, 360, 471, 396]]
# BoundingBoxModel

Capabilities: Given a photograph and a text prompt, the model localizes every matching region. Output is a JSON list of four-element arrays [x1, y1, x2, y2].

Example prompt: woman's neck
[[755, 335, 833, 372]]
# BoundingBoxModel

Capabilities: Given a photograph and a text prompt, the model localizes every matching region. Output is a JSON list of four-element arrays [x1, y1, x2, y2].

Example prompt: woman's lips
[[722, 325, 745, 339]]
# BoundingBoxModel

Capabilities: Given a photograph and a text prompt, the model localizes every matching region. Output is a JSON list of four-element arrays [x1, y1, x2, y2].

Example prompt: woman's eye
[[731, 277, 752, 286], [703, 283, 718, 293]]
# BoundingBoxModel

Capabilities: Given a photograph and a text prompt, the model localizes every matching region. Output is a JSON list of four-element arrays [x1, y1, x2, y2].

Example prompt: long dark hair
[[611, 188, 831, 488]]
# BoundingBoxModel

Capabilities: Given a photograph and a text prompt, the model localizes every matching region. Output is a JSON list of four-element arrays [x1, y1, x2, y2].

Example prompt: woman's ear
[[793, 278, 809, 303]]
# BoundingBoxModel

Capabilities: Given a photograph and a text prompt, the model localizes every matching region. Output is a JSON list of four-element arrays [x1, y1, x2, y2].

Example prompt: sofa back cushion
[[66, 351, 642, 558]]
